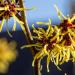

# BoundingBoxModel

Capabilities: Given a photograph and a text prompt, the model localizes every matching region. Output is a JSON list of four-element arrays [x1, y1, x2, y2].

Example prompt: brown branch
[[19, 0, 35, 56], [18, 0, 41, 75]]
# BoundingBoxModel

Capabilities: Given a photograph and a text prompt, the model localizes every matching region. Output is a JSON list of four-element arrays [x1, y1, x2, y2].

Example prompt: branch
[[18, 0, 42, 75], [19, 0, 35, 56]]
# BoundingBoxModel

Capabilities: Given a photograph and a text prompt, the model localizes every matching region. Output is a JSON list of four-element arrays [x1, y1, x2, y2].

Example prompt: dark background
[[0, 31, 73, 75]]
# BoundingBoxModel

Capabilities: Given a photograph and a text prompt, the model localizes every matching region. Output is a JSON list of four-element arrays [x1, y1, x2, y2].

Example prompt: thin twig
[[19, 0, 35, 56], [19, 0, 41, 75]]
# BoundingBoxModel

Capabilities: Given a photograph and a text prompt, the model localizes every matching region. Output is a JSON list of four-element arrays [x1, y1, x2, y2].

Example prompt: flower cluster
[[0, 38, 17, 73], [0, 0, 31, 37], [21, 5, 75, 73]]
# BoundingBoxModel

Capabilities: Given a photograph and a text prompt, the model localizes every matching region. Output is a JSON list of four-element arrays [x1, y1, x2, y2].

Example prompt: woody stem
[[18, 0, 41, 75]]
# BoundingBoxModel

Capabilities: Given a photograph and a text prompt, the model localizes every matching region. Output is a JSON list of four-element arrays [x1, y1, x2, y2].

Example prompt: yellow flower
[[21, 20, 57, 72], [54, 4, 75, 26], [50, 4, 75, 68], [21, 5, 75, 74], [0, 38, 17, 73], [0, 0, 33, 37]]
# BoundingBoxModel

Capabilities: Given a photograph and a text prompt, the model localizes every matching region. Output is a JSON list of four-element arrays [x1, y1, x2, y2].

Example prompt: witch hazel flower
[[0, 0, 33, 37], [21, 5, 75, 75]]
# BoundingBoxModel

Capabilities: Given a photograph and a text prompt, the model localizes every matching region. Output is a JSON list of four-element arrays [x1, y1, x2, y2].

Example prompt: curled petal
[[54, 5, 67, 21], [12, 13, 24, 25], [6, 19, 12, 37], [0, 18, 4, 32], [70, 16, 75, 22], [21, 44, 42, 49], [15, 7, 35, 11], [47, 54, 51, 72], [32, 51, 43, 67], [12, 19, 16, 31], [12, 13, 26, 34], [36, 22, 49, 25]]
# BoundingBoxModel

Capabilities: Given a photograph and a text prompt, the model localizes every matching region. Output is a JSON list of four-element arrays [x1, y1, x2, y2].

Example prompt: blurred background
[[0, 0, 75, 75]]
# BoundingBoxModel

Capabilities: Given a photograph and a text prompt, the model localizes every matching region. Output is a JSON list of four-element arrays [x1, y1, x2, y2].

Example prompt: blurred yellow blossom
[[0, 38, 17, 73]]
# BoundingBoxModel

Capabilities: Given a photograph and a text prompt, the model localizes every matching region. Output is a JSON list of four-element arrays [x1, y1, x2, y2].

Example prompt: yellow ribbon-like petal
[[0, 18, 4, 32]]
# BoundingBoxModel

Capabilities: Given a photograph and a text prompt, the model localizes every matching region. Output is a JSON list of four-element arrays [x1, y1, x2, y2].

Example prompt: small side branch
[[19, 0, 35, 56]]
